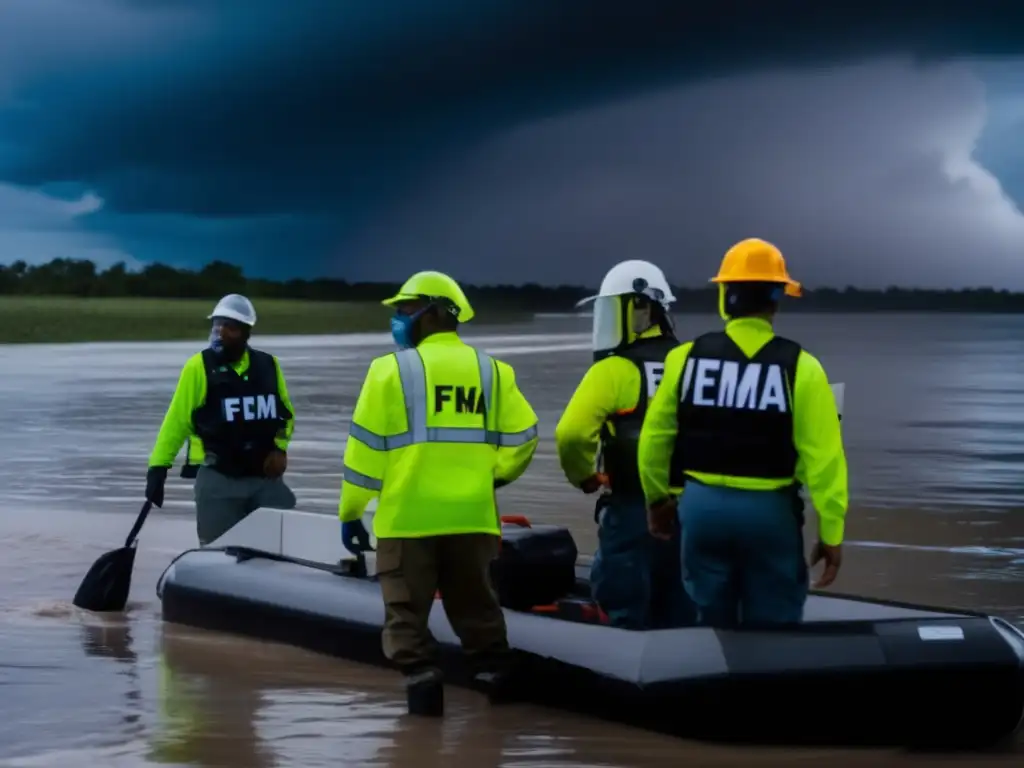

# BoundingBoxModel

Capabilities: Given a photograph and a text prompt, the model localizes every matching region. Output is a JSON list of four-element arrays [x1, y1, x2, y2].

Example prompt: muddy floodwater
[[0, 313, 1022, 766]]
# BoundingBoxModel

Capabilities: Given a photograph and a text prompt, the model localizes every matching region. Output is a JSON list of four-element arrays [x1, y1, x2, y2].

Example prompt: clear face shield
[[591, 278, 672, 356], [591, 295, 627, 355], [592, 295, 663, 356]]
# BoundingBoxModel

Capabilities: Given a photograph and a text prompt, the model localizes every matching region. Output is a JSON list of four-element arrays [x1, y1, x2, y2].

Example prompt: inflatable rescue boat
[[156, 382, 1023, 748], [157, 505, 1024, 749]]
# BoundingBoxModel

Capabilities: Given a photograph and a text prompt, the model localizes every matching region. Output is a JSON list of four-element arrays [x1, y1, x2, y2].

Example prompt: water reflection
[[79, 618, 145, 740], [142, 627, 704, 768], [147, 629, 274, 767]]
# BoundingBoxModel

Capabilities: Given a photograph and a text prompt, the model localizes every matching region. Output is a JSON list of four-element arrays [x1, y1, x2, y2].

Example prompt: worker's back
[[339, 269, 535, 717], [372, 332, 506, 537]]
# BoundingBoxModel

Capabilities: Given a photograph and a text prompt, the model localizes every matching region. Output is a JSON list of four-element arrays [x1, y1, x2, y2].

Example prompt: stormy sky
[[1, 1, 1023, 289]]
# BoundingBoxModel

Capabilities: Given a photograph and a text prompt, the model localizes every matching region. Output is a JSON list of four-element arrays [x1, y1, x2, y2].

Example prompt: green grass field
[[0, 296, 490, 344], [0, 296, 392, 343], [0, 296, 531, 343]]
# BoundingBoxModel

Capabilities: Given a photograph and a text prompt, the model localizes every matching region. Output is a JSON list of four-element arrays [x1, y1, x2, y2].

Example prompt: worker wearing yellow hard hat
[[554, 260, 694, 629], [338, 270, 540, 717], [637, 238, 848, 628]]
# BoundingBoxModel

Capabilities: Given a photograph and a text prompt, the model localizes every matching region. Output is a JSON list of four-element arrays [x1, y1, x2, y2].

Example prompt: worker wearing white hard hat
[[145, 293, 298, 545], [554, 260, 695, 629]]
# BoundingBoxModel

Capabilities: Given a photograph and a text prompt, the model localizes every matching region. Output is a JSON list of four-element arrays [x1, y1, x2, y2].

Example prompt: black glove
[[342, 519, 373, 554], [146, 466, 169, 508]]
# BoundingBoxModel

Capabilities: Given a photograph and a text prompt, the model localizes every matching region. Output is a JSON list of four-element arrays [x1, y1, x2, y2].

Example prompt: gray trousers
[[193, 466, 297, 546]]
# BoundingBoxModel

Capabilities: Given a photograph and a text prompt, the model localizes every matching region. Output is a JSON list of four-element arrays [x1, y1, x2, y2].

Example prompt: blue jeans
[[679, 481, 808, 628], [590, 493, 695, 630]]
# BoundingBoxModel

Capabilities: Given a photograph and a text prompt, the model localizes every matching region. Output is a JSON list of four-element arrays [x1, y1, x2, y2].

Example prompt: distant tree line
[[1, 258, 1023, 313]]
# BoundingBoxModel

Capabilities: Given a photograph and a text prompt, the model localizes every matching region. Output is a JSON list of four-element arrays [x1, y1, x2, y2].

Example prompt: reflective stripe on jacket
[[339, 331, 539, 537]]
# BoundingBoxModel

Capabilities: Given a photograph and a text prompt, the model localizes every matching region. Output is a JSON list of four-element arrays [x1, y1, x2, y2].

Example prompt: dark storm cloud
[[1, 0, 1024, 281], [973, 61, 1024, 205], [345, 59, 1024, 290]]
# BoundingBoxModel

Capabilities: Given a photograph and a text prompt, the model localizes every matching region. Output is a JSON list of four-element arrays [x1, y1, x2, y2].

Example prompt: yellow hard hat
[[381, 270, 475, 323], [710, 238, 802, 298]]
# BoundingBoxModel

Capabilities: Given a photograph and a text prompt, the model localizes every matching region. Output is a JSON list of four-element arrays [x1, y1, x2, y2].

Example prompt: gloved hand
[[146, 466, 169, 508], [341, 519, 374, 554]]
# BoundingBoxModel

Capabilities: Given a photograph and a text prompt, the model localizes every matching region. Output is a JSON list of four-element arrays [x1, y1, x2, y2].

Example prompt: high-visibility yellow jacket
[[554, 326, 666, 487], [638, 317, 849, 545], [338, 331, 540, 538], [147, 349, 295, 470]]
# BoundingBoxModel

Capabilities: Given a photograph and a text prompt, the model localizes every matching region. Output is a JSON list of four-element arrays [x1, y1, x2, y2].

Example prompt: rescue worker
[[145, 294, 297, 545], [638, 238, 848, 628], [554, 260, 694, 630], [338, 270, 540, 718]]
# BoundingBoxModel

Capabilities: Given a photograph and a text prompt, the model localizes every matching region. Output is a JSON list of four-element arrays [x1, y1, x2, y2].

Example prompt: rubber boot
[[405, 669, 444, 717], [473, 669, 521, 705]]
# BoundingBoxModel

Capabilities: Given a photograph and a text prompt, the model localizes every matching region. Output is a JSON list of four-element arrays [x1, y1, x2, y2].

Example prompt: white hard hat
[[208, 294, 257, 327], [575, 260, 676, 309]]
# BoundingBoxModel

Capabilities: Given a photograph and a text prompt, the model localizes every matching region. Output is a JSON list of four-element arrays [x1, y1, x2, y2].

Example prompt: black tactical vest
[[668, 331, 801, 485], [190, 347, 292, 477], [599, 335, 679, 495]]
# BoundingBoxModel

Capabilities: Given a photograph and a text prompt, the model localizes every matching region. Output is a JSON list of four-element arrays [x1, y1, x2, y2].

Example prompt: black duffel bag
[[490, 520, 578, 611]]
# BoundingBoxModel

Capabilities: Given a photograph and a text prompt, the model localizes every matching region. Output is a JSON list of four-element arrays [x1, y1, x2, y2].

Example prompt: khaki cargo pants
[[376, 533, 511, 676]]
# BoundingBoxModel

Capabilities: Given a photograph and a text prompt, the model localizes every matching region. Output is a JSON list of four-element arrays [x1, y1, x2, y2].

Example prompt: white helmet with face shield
[[576, 260, 676, 356]]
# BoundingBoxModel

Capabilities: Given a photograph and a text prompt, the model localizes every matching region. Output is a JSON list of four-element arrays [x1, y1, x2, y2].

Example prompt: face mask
[[208, 321, 246, 361], [208, 327, 224, 354], [390, 307, 428, 350]]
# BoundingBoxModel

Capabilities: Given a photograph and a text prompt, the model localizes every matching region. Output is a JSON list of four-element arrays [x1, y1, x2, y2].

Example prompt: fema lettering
[[434, 384, 485, 414], [642, 361, 664, 399], [222, 395, 279, 422], [682, 358, 788, 412]]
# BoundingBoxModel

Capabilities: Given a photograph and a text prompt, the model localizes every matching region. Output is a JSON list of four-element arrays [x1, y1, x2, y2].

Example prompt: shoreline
[[1, 295, 1021, 344], [0, 296, 531, 344]]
